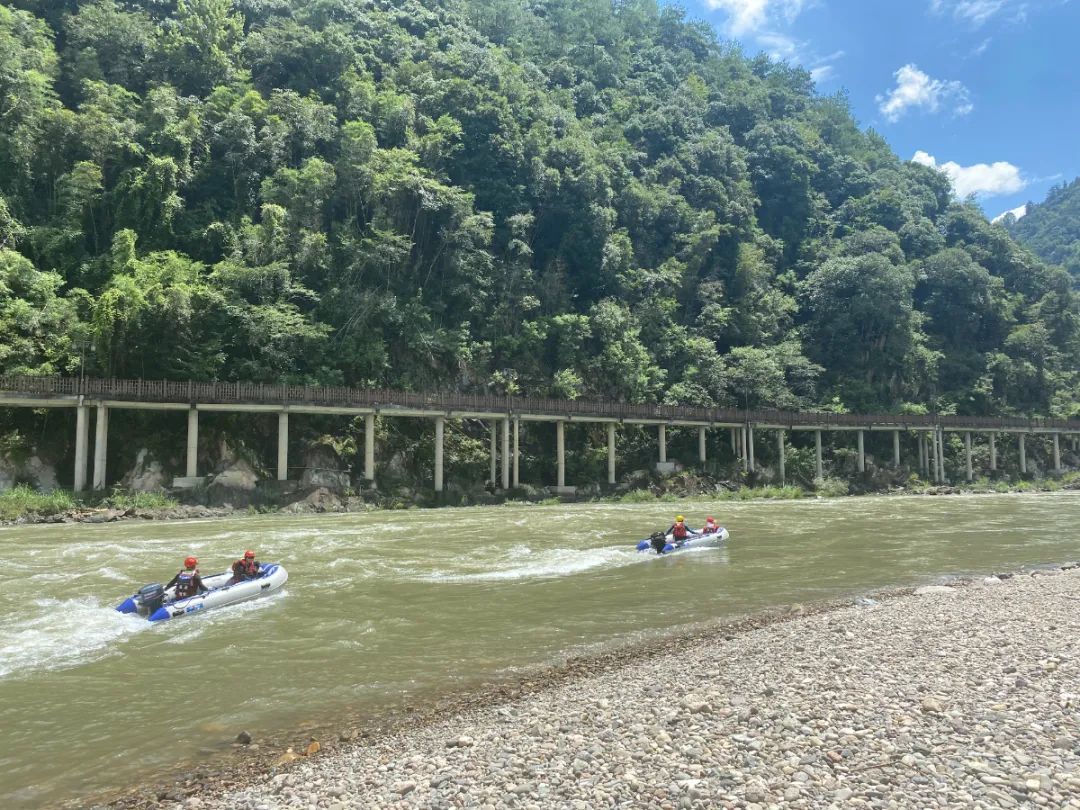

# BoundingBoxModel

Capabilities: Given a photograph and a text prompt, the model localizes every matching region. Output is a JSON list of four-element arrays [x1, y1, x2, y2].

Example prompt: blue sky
[[680, 0, 1080, 220]]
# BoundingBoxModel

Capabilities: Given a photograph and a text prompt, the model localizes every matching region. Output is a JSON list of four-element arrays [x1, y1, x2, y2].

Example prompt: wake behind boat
[[636, 527, 729, 555], [116, 563, 288, 621]]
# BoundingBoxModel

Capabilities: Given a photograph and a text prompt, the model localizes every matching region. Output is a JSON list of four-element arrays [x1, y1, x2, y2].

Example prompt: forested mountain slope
[[2, 0, 1078, 421], [1005, 177, 1080, 284]]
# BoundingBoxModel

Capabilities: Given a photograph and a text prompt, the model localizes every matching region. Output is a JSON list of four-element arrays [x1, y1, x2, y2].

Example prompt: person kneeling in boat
[[165, 556, 209, 600], [228, 549, 261, 584], [701, 516, 720, 535]]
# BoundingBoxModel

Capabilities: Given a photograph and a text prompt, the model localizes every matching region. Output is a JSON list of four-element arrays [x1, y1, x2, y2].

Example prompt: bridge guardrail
[[1, 375, 1078, 431]]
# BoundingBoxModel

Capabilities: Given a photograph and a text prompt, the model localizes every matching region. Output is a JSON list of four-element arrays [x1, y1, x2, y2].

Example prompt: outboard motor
[[135, 583, 165, 617], [649, 531, 668, 554]]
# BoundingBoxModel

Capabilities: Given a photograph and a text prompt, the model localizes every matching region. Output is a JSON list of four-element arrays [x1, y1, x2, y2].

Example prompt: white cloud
[[705, 0, 808, 36], [876, 64, 973, 122], [755, 31, 799, 60], [912, 151, 1028, 198], [930, 0, 1010, 25], [705, 1, 841, 82], [992, 203, 1029, 223]]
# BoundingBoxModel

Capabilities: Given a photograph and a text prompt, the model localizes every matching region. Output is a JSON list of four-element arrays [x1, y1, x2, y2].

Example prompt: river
[[2, 492, 1079, 807]]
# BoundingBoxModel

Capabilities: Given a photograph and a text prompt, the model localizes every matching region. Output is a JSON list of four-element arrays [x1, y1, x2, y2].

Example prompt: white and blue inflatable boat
[[116, 563, 288, 621], [636, 527, 729, 555]]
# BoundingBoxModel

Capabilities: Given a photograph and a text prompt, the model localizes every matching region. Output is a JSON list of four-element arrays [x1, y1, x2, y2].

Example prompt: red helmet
[[706, 516, 716, 523], [184, 556, 198, 569], [244, 549, 255, 559]]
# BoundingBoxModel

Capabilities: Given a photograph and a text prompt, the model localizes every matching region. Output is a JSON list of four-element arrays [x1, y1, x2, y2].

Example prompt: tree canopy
[[1, 0, 1077, 421], [1005, 177, 1080, 285]]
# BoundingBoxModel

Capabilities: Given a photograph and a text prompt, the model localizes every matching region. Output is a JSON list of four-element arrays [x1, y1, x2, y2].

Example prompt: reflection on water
[[1, 493, 1078, 806]]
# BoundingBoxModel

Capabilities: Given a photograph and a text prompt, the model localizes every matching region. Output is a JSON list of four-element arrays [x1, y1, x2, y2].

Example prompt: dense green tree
[[0, 0, 1074, 436]]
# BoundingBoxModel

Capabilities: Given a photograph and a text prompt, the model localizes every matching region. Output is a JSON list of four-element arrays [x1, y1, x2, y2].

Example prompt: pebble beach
[[167, 568, 1080, 810]]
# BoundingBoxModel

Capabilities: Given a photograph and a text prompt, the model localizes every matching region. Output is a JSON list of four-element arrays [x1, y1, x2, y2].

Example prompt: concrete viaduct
[[1, 376, 1078, 493]]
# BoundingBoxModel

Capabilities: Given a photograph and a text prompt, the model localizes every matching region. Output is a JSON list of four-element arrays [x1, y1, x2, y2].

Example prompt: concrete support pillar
[[918, 432, 925, 474], [512, 418, 520, 488], [892, 430, 901, 468], [857, 430, 865, 473], [186, 408, 199, 478], [928, 430, 938, 483], [740, 426, 748, 473], [937, 428, 946, 483], [489, 422, 497, 485], [748, 425, 755, 473], [965, 431, 973, 482], [658, 424, 667, 464], [74, 405, 89, 492], [698, 426, 707, 464], [434, 417, 444, 492], [814, 430, 823, 480], [277, 412, 288, 481], [364, 414, 375, 483], [777, 430, 786, 486], [607, 423, 617, 485], [730, 428, 737, 454], [1019, 434, 1027, 475], [989, 433, 997, 471], [1053, 433, 1061, 473], [92, 404, 108, 490], [501, 418, 510, 490], [556, 420, 566, 488]]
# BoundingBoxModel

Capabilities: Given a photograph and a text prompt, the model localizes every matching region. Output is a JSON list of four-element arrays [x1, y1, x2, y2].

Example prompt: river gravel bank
[[167, 567, 1080, 810]]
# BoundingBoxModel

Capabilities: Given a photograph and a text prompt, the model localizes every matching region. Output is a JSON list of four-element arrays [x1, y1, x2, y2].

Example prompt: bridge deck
[[1, 376, 1077, 434]]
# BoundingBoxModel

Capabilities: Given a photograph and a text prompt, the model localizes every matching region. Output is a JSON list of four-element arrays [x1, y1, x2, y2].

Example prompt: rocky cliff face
[[0, 453, 58, 492]]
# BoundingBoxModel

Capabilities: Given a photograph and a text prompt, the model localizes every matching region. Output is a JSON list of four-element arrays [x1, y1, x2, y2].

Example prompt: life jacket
[[175, 570, 199, 599], [233, 558, 259, 579], [672, 522, 688, 540], [703, 522, 718, 535]]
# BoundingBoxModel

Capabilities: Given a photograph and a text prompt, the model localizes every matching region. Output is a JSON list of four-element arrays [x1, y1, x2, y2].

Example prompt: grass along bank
[[0, 485, 178, 522]]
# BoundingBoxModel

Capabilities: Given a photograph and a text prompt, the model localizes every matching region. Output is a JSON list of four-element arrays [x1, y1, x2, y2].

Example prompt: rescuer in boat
[[228, 549, 262, 584], [665, 515, 697, 546], [701, 516, 720, 534], [164, 556, 209, 599]]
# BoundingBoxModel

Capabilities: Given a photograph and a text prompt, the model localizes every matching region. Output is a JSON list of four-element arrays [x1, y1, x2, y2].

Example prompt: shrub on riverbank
[[100, 491, 179, 511], [0, 485, 77, 521], [0, 486, 179, 522]]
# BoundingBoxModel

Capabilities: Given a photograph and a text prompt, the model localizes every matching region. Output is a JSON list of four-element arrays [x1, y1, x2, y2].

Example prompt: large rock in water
[[299, 444, 351, 492], [120, 449, 168, 492]]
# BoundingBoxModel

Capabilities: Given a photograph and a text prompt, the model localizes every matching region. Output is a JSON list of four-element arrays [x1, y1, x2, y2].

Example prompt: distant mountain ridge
[[1003, 177, 1080, 281]]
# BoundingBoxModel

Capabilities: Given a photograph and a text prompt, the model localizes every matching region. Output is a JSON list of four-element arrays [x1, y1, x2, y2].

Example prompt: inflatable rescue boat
[[116, 563, 288, 621]]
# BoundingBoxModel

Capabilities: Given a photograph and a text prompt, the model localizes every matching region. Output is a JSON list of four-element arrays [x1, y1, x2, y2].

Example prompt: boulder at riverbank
[[172, 567, 1080, 809]]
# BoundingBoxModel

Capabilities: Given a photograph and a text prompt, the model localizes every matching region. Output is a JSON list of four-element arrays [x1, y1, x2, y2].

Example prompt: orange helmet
[[244, 549, 255, 559], [184, 556, 198, 569]]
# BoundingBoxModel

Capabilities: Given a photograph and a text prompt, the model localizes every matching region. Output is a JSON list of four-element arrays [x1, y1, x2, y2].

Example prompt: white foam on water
[[420, 546, 642, 583], [0, 597, 150, 679]]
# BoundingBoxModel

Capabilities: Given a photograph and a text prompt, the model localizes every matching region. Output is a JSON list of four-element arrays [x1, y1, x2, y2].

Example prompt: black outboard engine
[[135, 583, 165, 617], [649, 531, 668, 554]]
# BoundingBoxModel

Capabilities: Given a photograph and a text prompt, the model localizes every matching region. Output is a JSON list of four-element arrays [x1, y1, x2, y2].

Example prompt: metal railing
[[1, 375, 1079, 431]]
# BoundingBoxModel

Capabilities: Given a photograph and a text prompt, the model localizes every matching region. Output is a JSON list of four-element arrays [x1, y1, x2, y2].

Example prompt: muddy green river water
[[2, 493, 1079, 807]]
